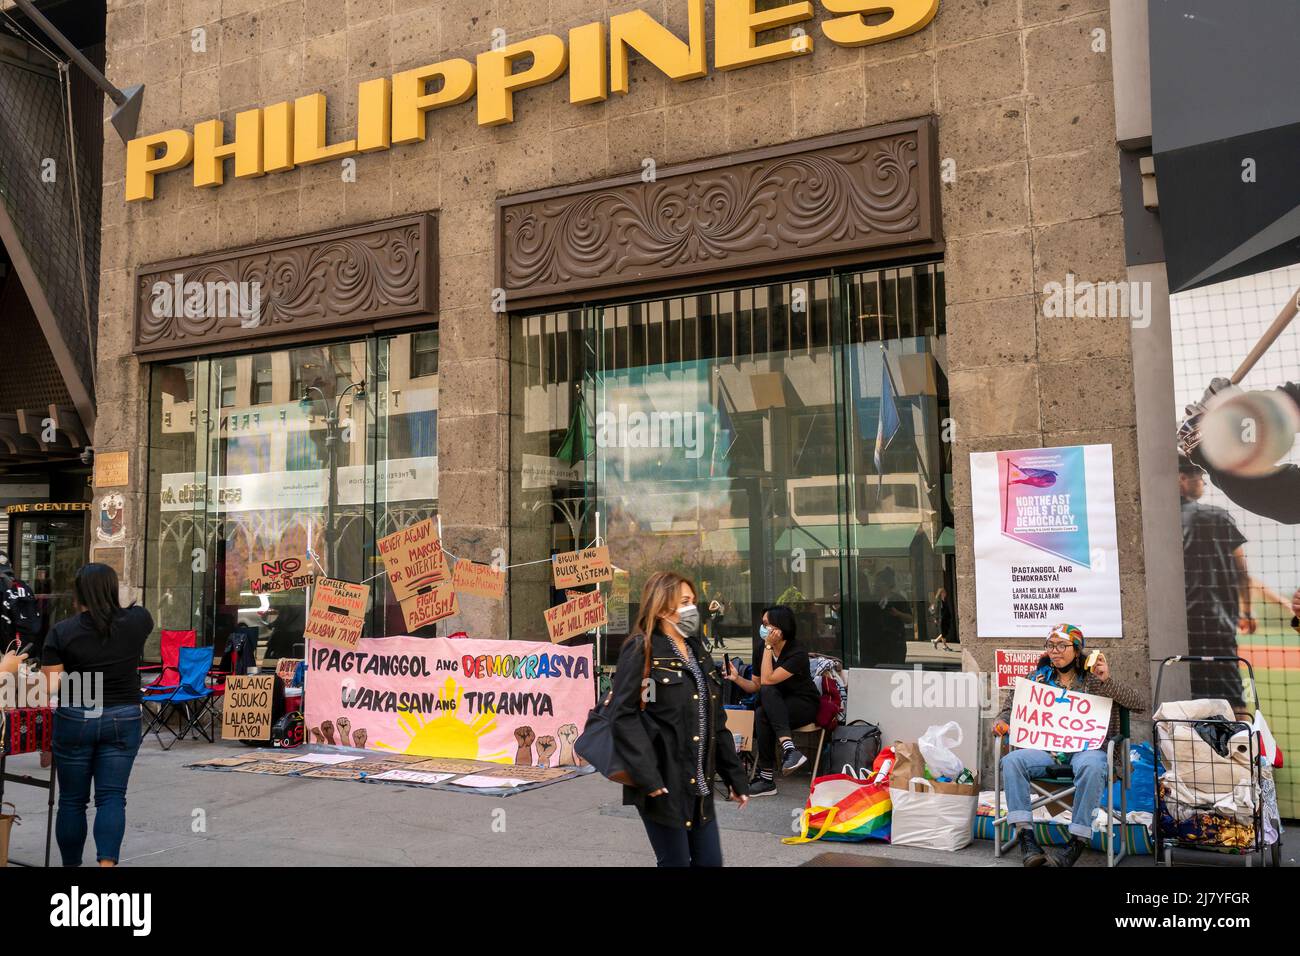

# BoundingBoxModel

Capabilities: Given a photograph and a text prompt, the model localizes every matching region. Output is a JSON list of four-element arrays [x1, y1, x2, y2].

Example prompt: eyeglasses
[[1044, 641, 1073, 652]]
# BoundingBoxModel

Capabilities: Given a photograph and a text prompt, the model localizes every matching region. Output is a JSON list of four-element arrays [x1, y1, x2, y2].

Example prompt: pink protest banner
[[995, 648, 1042, 689], [1008, 677, 1112, 753], [305, 636, 594, 766]]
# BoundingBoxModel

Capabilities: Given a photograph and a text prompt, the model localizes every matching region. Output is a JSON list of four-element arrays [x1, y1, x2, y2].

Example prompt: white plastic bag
[[918, 721, 965, 779]]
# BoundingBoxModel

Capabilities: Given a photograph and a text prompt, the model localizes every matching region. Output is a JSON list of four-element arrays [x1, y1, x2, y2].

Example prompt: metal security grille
[[0, 43, 102, 397]]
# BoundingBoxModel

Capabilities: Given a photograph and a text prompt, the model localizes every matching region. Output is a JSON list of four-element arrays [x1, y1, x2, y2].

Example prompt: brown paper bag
[[0, 802, 19, 867], [891, 741, 979, 795], [890, 741, 926, 790]]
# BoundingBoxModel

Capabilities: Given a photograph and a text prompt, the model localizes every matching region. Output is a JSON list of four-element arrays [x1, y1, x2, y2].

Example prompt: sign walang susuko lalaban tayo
[[123, 0, 941, 200]]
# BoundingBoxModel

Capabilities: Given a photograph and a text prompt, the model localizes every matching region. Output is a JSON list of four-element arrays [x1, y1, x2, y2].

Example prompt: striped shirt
[[671, 641, 711, 796]]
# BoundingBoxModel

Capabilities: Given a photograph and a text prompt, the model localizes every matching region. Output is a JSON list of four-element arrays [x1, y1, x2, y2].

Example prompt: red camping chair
[[140, 629, 196, 692], [140, 630, 195, 739]]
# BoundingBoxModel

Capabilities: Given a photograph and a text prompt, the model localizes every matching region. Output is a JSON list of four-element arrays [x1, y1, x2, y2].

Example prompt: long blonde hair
[[633, 571, 696, 680]]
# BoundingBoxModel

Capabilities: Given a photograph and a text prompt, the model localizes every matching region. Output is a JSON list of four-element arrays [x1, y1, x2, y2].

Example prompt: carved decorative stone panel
[[133, 214, 437, 357], [498, 119, 938, 308]]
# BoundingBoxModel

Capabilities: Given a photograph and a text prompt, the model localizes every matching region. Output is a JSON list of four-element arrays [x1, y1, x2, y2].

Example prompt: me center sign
[[125, 0, 940, 200]]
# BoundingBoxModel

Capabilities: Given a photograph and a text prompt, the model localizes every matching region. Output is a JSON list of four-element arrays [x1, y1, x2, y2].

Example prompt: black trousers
[[755, 685, 818, 769], [638, 803, 722, 867], [1187, 626, 1246, 708]]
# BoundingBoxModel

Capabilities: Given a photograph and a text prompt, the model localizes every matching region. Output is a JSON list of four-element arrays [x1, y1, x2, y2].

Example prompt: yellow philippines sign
[[124, 0, 939, 201]]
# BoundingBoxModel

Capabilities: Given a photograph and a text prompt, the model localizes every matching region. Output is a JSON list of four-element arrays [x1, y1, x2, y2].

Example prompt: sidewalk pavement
[[0, 739, 1205, 868]]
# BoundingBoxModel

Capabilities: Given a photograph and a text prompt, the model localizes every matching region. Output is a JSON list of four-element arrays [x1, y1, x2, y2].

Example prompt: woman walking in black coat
[[610, 570, 749, 867]]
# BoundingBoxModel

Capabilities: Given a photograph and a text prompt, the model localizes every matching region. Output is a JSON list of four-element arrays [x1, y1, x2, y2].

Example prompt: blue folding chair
[[141, 646, 218, 750]]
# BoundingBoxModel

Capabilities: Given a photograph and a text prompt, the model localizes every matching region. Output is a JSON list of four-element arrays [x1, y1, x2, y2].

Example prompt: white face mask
[[674, 604, 701, 637]]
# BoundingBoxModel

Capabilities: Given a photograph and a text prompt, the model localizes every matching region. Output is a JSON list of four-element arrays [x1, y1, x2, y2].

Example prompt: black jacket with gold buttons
[[610, 628, 749, 829]]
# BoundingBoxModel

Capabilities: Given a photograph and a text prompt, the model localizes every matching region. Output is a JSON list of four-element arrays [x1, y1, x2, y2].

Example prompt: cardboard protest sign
[[478, 764, 572, 782], [725, 708, 754, 752], [452, 559, 506, 600], [370, 768, 456, 784], [305, 578, 370, 651], [221, 674, 275, 741], [409, 757, 500, 774], [232, 760, 300, 775], [995, 649, 1042, 689], [189, 754, 262, 768], [305, 635, 594, 764], [377, 518, 449, 602], [1008, 677, 1113, 753], [276, 657, 304, 684], [399, 580, 459, 630], [248, 555, 318, 594], [300, 765, 366, 780], [544, 589, 607, 643], [552, 546, 612, 588]]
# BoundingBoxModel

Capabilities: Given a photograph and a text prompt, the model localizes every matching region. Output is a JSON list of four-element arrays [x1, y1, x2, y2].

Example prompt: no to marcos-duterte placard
[[1007, 677, 1113, 753]]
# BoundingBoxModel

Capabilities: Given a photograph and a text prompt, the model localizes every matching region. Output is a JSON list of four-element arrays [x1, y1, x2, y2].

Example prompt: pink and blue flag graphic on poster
[[998, 447, 1091, 567]]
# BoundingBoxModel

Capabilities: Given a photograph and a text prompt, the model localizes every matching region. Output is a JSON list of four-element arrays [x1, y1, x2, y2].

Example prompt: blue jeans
[[639, 812, 723, 867], [52, 704, 142, 866], [1001, 747, 1108, 840]]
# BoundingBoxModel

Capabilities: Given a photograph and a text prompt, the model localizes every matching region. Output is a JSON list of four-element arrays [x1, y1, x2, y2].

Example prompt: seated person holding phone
[[992, 623, 1146, 868], [723, 605, 820, 796]]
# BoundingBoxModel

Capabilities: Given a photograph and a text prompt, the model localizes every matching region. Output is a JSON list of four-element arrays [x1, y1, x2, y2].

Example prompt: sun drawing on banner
[[373, 676, 510, 762]]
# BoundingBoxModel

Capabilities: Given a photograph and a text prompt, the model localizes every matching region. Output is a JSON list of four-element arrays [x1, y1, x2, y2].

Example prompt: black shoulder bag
[[574, 635, 652, 785]]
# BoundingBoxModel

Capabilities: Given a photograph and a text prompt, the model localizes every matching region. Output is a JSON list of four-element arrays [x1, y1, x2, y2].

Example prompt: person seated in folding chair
[[991, 623, 1146, 868], [723, 605, 820, 796], [40, 563, 154, 868]]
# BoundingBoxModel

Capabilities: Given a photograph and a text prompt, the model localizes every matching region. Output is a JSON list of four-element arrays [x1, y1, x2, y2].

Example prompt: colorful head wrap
[[1047, 623, 1084, 650]]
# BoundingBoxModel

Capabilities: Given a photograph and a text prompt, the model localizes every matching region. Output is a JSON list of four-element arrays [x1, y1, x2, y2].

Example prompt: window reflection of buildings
[[146, 332, 440, 652], [512, 265, 953, 668]]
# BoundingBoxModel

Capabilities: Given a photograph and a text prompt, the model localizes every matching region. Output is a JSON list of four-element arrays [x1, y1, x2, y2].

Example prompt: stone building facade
[[92, 0, 1147, 701]]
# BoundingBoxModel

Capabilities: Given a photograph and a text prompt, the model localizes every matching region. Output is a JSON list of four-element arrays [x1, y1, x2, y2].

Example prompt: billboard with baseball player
[[1172, 263, 1300, 817]]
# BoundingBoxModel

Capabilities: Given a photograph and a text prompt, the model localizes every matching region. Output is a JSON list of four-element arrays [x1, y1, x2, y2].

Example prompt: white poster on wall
[[160, 457, 437, 512], [969, 443, 1122, 638]]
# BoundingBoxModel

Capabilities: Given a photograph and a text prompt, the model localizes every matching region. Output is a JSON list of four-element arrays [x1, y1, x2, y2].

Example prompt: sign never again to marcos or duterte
[[124, 0, 941, 200], [378, 517, 449, 602], [305, 636, 594, 765], [1007, 677, 1112, 753], [970, 444, 1122, 638]]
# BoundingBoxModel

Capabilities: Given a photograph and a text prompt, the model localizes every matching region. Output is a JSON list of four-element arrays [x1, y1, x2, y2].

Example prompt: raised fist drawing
[[321, 720, 336, 745], [536, 736, 557, 767], [310, 726, 324, 744], [556, 723, 578, 766], [336, 717, 352, 747], [514, 725, 536, 765], [352, 728, 368, 749]]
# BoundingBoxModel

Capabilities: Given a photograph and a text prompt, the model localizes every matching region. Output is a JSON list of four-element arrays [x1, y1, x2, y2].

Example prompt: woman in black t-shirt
[[41, 563, 154, 867], [723, 604, 821, 796]]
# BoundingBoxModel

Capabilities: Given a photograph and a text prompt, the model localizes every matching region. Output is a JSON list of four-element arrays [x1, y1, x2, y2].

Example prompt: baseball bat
[[1230, 285, 1300, 384]]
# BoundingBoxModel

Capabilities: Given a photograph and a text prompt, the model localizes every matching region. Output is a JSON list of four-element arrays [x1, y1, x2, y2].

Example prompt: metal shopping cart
[[1152, 656, 1282, 867]]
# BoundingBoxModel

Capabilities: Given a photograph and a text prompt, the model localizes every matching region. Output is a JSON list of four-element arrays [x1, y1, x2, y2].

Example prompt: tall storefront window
[[143, 331, 439, 661], [508, 264, 953, 671]]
